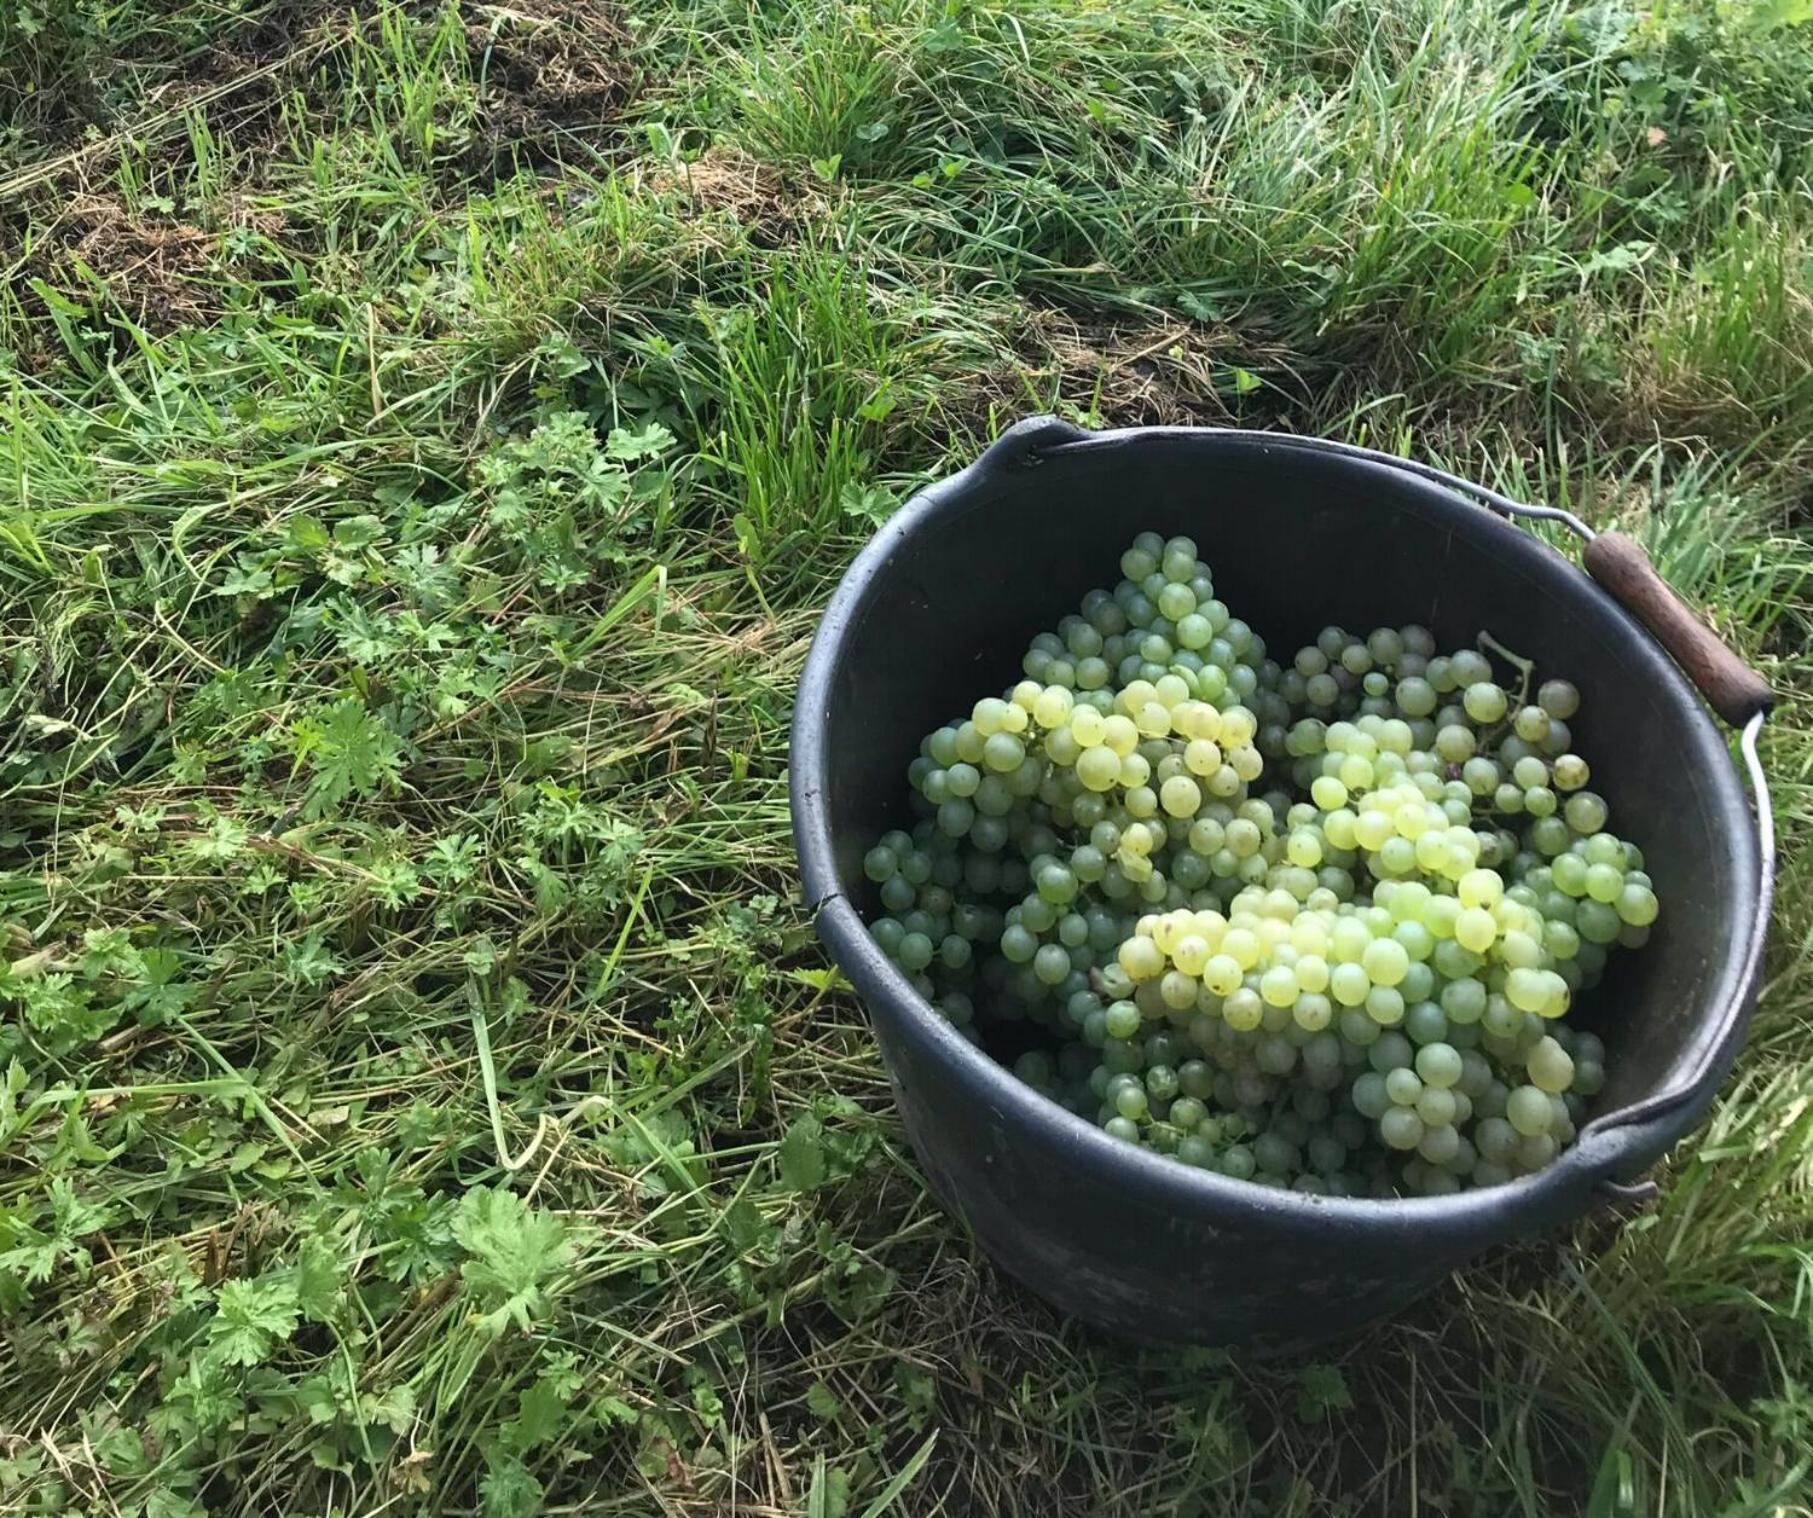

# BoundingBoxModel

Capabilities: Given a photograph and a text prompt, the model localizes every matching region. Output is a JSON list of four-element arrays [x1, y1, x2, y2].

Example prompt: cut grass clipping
[[1, 0, 1812, 1514]]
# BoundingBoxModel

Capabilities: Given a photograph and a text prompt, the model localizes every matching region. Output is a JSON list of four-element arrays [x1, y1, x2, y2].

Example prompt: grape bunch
[[861, 531, 1659, 1197]]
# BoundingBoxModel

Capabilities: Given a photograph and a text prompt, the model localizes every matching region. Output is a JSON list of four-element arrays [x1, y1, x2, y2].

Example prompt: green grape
[[1415, 1085, 1458, 1127], [1530, 817, 1570, 855], [1435, 725, 1477, 762], [945, 762, 981, 798], [1584, 863, 1623, 903], [1415, 1042, 1463, 1088], [1174, 1133, 1214, 1167], [1580, 833, 1623, 868], [1552, 852, 1589, 896], [1462, 757, 1500, 795], [1564, 793, 1607, 838], [1351, 1071, 1390, 1119], [1552, 754, 1590, 792], [1000, 924, 1038, 963], [1527, 1036, 1575, 1094], [1104, 1000, 1141, 1041], [1417, 1121, 1461, 1165], [1511, 755, 1548, 789], [1380, 1108, 1424, 1150], [1121, 544, 1159, 582], [1514, 1132, 1558, 1171], [1506, 1085, 1554, 1136], [897, 932, 935, 972], [1441, 977, 1487, 1024], [1463, 682, 1508, 723], [1513, 706, 1551, 742], [1617, 883, 1659, 926], [1157, 582, 1196, 621], [1362, 936, 1410, 987], [1385, 1067, 1422, 1106], [1449, 650, 1492, 686], [1538, 679, 1580, 719]]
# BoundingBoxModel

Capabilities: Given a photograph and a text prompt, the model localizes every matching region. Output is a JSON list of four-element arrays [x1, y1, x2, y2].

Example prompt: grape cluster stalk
[[861, 532, 1658, 1197]]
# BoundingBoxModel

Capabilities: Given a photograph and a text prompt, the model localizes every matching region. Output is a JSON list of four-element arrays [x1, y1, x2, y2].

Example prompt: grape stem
[[1477, 629, 1535, 709]]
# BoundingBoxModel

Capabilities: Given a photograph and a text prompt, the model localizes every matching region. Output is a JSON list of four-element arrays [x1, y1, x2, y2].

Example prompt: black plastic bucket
[[790, 417, 1774, 1351]]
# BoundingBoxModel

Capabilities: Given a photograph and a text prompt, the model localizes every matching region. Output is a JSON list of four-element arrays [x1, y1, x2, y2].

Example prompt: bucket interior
[[810, 433, 1758, 1123]]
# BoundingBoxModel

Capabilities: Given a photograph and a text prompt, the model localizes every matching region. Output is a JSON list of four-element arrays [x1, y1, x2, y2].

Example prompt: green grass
[[2, 0, 1812, 1513]]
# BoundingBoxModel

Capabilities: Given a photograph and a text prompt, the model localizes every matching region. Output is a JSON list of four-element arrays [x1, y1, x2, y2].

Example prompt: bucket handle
[[1579, 534, 1773, 727], [1023, 421, 1778, 1195], [1024, 422, 1773, 725]]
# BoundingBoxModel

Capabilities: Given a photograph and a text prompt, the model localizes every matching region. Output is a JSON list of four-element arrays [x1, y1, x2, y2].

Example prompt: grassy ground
[[1, 0, 1812, 1513]]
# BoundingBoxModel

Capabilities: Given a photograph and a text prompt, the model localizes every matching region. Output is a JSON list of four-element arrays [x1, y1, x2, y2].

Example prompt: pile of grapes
[[862, 532, 1659, 1197]]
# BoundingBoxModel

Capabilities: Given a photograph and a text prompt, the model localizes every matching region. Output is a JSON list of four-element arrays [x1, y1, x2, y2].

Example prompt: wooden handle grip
[[1584, 531, 1773, 727]]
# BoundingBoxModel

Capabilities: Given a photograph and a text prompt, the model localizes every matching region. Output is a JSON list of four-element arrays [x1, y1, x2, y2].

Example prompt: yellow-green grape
[[1070, 705, 1107, 748], [1415, 1042, 1463, 1088], [1527, 1036, 1575, 1093], [1553, 754, 1590, 791], [1455, 907, 1497, 953], [1221, 708, 1258, 747], [1118, 935, 1165, 981], [1161, 970, 1198, 1010], [1330, 962, 1370, 1007], [1354, 809, 1393, 850], [1224, 988, 1264, 1031], [1033, 685, 1074, 729], [1617, 883, 1659, 926], [1463, 682, 1508, 723], [1260, 965, 1299, 1007], [1136, 701, 1172, 738], [1102, 714, 1139, 756], [1230, 745, 1265, 782], [1077, 746, 1119, 791], [1185, 738, 1222, 775], [1585, 863, 1622, 902], [1311, 776, 1347, 810], [1458, 869, 1503, 909], [1507, 1085, 1555, 1136], [972, 697, 1009, 735], [1161, 775, 1203, 818], [1172, 934, 1212, 976], [1505, 967, 1549, 1013], [1204, 954, 1243, 996]]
